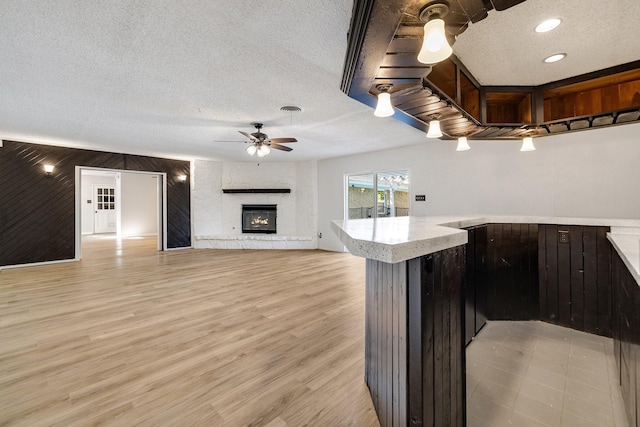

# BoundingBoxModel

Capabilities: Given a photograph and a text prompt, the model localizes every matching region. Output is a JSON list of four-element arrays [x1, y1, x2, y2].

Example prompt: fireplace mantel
[[222, 189, 290, 194]]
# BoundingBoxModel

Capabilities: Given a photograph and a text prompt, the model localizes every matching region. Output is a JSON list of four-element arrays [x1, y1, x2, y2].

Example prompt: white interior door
[[94, 185, 117, 233]]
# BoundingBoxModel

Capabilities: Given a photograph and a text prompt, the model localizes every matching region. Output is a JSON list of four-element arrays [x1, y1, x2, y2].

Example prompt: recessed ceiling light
[[535, 18, 562, 33], [544, 53, 566, 63]]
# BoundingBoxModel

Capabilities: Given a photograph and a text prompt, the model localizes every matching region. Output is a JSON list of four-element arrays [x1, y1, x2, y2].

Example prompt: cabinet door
[[475, 225, 488, 334], [465, 227, 476, 346]]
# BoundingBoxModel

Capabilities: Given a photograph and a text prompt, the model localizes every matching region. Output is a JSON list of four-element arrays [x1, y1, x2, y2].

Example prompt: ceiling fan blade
[[239, 131, 258, 141], [268, 137, 297, 143], [270, 143, 293, 152]]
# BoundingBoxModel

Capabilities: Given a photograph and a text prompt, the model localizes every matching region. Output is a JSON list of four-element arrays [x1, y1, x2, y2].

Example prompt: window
[[347, 171, 409, 219]]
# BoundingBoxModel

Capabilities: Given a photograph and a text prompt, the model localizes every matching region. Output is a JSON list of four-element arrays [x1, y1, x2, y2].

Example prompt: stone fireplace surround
[[192, 160, 318, 250]]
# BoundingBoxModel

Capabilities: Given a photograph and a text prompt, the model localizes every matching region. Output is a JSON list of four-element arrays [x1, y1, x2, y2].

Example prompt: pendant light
[[456, 136, 470, 151], [426, 116, 443, 138], [374, 84, 394, 117], [417, 2, 453, 65], [246, 145, 257, 156], [520, 136, 536, 151]]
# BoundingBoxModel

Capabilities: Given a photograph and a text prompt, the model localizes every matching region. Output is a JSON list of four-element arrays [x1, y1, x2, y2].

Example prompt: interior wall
[[0, 140, 191, 267], [80, 173, 117, 234], [192, 160, 318, 248], [317, 122, 640, 251], [120, 172, 158, 237]]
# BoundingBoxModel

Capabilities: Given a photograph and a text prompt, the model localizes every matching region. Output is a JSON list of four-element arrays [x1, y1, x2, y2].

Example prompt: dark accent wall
[[407, 246, 465, 427], [539, 225, 612, 336], [0, 140, 191, 266], [486, 223, 539, 320]]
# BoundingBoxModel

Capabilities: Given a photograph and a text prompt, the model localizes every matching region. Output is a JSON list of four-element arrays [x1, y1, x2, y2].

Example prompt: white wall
[[120, 172, 158, 237], [80, 174, 117, 234], [318, 122, 640, 251], [192, 160, 318, 249]]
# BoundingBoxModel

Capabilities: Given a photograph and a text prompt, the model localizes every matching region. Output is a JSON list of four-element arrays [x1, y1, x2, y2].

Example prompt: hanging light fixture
[[417, 2, 453, 65], [246, 145, 257, 156], [456, 136, 470, 151], [426, 116, 443, 138], [374, 84, 394, 117], [520, 136, 536, 151]]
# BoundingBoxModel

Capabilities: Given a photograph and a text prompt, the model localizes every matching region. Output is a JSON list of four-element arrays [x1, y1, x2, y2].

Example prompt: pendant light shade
[[456, 136, 470, 151], [374, 84, 394, 117], [374, 92, 394, 117], [246, 145, 257, 156], [520, 136, 536, 151], [417, 18, 453, 64], [426, 119, 443, 138]]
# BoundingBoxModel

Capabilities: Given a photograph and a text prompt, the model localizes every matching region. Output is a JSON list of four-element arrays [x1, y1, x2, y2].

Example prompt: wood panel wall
[[365, 259, 407, 427], [486, 223, 539, 320], [538, 225, 612, 336], [407, 246, 465, 427], [0, 140, 190, 267]]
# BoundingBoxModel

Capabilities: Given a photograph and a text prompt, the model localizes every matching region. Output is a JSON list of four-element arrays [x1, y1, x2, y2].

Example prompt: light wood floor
[[0, 236, 380, 426]]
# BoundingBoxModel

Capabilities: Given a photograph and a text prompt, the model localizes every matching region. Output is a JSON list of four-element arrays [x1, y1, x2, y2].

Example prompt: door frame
[[75, 166, 167, 259]]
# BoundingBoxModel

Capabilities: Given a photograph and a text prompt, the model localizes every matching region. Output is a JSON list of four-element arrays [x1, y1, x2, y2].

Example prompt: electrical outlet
[[318, 232, 322, 238], [558, 230, 570, 243]]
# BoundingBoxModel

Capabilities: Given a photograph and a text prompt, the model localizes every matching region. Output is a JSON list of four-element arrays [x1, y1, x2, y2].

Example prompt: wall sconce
[[520, 136, 536, 151], [426, 116, 443, 138], [417, 2, 453, 65], [456, 136, 470, 151], [178, 174, 187, 183], [43, 164, 55, 175], [374, 84, 394, 117]]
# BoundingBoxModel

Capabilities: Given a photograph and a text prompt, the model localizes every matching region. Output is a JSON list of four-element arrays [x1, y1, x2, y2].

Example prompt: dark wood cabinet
[[612, 250, 640, 427], [407, 246, 465, 427], [539, 225, 612, 336], [464, 225, 488, 346], [486, 223, 539, 320], [364, 246, 466, 427]]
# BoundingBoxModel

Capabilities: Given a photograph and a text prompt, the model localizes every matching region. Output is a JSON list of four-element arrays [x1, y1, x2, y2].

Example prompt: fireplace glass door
[[242, 204, 277, 234]]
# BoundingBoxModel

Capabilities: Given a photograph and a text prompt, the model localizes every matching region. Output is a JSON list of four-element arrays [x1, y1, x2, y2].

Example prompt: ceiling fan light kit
[[239, 123, 297, 157], [417, 2, 453, 65]]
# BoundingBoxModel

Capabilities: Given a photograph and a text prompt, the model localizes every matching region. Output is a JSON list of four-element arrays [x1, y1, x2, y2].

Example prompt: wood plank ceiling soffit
[[341, 0, 640, 140]]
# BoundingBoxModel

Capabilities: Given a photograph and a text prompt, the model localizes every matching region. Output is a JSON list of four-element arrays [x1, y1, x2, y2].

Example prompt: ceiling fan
[[239, 123, 297, 157]]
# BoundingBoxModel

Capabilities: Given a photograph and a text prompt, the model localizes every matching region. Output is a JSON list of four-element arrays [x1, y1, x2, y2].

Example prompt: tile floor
[[466, 321, 629, 427]]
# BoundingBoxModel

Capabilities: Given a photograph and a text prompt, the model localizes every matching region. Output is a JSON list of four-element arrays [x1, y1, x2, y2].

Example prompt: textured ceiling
[[453, 0, 640, 86], [0, 1, 637, 162]]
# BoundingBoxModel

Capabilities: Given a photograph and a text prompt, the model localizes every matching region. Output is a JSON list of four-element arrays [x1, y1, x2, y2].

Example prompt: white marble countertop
[[331, 215, 640, 266]]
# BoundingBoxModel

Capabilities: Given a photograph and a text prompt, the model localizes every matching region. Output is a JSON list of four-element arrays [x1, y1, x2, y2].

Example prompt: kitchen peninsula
[[332, 215, 640, 427]]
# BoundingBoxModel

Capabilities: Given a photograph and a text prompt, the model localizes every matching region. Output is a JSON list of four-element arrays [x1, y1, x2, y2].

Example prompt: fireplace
[[242, 204, 277, 234]]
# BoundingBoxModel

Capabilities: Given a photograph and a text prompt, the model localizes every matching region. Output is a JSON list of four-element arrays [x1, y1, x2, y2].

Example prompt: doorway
[[75, 167, 167, 260]]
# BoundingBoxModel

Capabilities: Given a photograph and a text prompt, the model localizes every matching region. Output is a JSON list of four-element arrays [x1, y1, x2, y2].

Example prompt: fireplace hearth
[[242, 204, 277, 234]]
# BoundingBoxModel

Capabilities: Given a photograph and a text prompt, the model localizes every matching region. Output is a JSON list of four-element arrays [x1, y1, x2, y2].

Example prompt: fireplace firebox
[[242, 204, 277, 234]]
